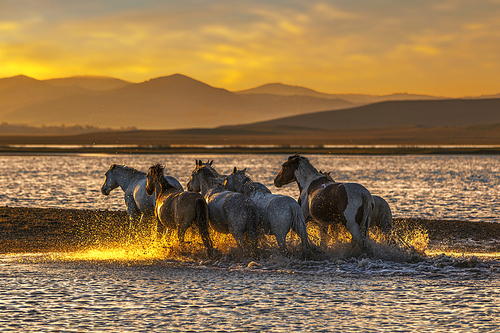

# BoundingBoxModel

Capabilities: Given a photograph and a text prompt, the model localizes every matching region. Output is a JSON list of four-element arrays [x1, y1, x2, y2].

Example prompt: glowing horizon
[[1, 0, 499, 97]]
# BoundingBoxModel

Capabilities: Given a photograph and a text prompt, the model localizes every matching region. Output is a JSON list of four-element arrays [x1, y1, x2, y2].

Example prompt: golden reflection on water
[[62, 227, 238, 263], [56, 220, 434, 264], [63, 244, 168, 263]]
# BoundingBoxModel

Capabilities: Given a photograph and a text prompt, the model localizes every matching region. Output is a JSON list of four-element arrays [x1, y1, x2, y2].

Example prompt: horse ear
[[196, 159, 199, 166], [242, 167, 247, 173], [209, 160, 214, 165], [233, 167, 237, 174]]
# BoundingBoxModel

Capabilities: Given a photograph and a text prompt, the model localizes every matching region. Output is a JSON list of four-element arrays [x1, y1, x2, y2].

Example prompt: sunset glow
[[1, 0, 499, 97]]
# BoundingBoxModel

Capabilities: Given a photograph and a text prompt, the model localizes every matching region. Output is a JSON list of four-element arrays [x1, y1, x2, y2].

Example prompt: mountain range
[[0, 74, 499, 134]]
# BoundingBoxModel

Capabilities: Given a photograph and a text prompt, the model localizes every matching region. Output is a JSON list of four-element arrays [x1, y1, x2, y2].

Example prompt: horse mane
[[109, 163, 145, 176], [232, 167, 252, 183], [149, 164, 175, 190], [198, 166, 224, 187]]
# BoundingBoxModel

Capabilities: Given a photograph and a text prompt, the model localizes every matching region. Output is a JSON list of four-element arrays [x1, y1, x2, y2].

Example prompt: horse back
[[130, 177, 155, 211]]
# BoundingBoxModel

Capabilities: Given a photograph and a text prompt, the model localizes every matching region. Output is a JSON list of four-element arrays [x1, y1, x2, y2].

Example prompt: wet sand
[[1, 206, 499, 255]]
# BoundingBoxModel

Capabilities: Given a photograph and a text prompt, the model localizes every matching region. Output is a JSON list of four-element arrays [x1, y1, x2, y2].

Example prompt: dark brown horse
[[274, 155, 374, 253], [146, 164, 213, 257]]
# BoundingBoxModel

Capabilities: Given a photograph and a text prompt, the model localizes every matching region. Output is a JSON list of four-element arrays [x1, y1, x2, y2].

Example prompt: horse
[[101, 163, 183, 230], [371, 195, 393, 236], [187, 161, 259, 257], [274, 154, 374, 253], [145, 164, 213, 257], [320, 171, 393, 237], [224, 167, 311, 256]]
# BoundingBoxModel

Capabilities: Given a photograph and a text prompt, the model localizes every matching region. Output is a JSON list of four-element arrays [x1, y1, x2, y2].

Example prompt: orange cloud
[[0, 1, 499, 97]]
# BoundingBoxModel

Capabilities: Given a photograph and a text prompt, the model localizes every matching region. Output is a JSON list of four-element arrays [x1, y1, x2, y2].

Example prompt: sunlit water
[[1, 153, 499, 331]]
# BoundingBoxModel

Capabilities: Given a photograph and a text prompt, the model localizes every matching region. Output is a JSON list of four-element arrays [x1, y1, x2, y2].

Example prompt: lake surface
[[1, 153, 499, 331], [1, 253, 500, 332], [0, 153, 498, 222]]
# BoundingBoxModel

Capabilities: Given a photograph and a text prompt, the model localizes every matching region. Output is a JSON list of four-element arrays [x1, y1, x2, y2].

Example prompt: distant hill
[[1, 73, 499, 132], [236, 83, 444, 104], [0, 75, 91, 118], [45, 76, 131, 91], [235, 98, 500, 130], [1, 74, 355, 129]]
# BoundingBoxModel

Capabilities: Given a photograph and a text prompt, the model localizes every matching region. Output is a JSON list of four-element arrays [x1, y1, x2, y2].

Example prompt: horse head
[[273, 154, 303, 187], [224, 167, 249, 192], [319, 170, 335, 182], [188, 162, 220, 192], [101, 164, 119, 195], [146, 164, 164, 195]]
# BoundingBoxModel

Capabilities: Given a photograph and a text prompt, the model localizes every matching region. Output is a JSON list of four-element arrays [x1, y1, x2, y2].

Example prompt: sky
[[1, 0, 499, 97]]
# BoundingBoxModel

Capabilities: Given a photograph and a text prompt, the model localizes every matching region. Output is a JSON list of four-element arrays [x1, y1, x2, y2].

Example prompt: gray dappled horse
[[101, 164, 183, 230], [224, 167, 311, 256], [187, 161, 259, 257], [146, 164, 213, 257], [274, 155, 374, 253]]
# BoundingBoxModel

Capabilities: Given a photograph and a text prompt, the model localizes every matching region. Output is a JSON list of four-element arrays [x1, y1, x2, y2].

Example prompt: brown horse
[[146, 164, 213, 257], [274, 155, 374, 253]]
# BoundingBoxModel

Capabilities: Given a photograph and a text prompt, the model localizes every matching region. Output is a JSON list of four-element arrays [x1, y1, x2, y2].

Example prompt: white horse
[[224, 167, 311, 256], [274, 155, 374, 253], [187, 161, 259, 257], [371, 195, 393, 236], [101, 164, 183, 229]]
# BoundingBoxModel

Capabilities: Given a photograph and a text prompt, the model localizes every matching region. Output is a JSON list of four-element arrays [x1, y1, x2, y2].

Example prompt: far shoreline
[[2, 145, 500, 155]]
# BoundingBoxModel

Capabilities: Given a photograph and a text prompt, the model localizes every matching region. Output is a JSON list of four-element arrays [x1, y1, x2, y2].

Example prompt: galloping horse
[[101, 164, 183, 229], [146, 164, 213, 257], [224, 167, 311, 255], [274, 155, 374, 253], [187, 161, 259, 257]]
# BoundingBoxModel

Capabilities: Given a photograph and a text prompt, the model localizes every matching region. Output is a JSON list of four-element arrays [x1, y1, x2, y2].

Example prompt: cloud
[[0, 0, 499, 96]]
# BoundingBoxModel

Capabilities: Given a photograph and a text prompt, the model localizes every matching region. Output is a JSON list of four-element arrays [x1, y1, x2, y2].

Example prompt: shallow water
[[1, 153, 499, 331], [1, 253, 500, 332], [0, 154, 498, 222]]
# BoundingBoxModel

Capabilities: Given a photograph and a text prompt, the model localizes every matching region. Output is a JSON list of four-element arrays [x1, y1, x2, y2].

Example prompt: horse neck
[[199, 176, 220, 196], [234, 175, 251, 192], [154, 177, 173, 199], [113, 167, 136, 191], [295, 160, 322, 192], [242, 181, 270, 197]]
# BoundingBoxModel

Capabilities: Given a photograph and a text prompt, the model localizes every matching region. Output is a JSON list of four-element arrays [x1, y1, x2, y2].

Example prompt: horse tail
[[361, 191, 374, 243], [194, 198, 213, 257], [245, 199, 260, 258], [290, 203, 310, 251]]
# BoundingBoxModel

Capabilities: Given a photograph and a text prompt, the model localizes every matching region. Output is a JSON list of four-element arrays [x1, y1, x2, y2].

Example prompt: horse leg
[[156, 220, 167, 240], [245, 214, 260, 259], [274, 230, 288, 255], [289, 206, 311, 255], [140, 210, 156, 238], [318, 222, 330, 248], [177, 220, 188, 244], [343, 214, 372, 254], [194, 199, 213, 258]]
